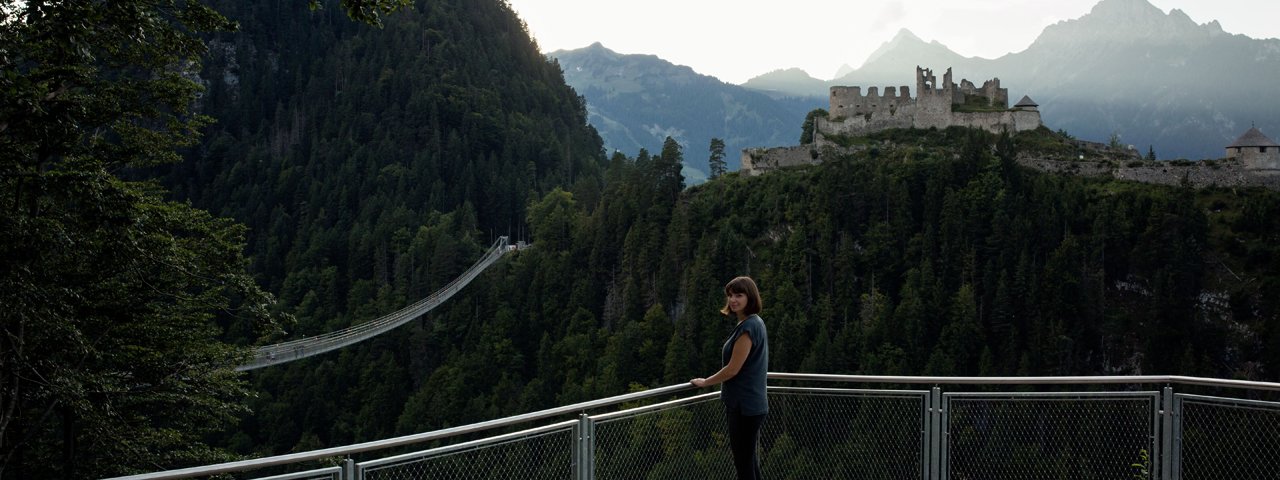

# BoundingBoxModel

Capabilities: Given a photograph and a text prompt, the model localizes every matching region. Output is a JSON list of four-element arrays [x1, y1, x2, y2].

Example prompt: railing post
[[574, 413, 595, 480], [342, 458, 356, 480], [1160, 386, 1173, 480], [929, 386, 942, 480]]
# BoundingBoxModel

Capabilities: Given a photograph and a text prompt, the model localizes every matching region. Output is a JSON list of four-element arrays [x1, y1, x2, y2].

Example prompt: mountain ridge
[[550, 43, 821, 177], [593, 0, 1280, 161]]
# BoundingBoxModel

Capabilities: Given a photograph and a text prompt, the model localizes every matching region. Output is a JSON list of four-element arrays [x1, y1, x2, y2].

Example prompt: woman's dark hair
[[720, 276, 762, 317]]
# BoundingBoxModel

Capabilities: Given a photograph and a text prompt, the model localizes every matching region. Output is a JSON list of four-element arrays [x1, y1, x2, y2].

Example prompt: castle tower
[[1014, 95, 1039, 111], [1226, 127, 1280, 169], [916, 66, 936, 93]]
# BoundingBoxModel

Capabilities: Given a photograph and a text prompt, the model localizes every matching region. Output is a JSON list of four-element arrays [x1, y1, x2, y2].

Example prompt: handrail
[[106, 382, 695, 480], [238, 236, 512, 371], [765, 373, 1280, 392], [107, 374, 1280, 479]]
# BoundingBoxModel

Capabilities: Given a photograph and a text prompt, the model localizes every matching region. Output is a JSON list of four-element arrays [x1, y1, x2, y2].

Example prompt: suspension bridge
[[238, 236, 518, 371]]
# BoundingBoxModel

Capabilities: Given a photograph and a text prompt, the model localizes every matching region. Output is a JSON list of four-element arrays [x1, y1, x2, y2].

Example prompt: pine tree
[[708, 137, 727, 178], [0, 1, 282, 476]]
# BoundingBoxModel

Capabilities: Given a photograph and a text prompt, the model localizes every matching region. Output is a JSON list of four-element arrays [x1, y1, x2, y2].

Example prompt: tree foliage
[[9, 0, 1276, 470], [708, 138, 727, 179], [0, 0, 283, 477], [800, 108, 828, 144], [224, 123, 1280, 461]]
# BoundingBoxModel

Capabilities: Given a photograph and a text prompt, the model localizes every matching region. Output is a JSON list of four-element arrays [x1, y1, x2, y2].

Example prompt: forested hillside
[[148, 0, 1280, 464], [157, 0, 608, 456], [13, 0, 1277, 476], [168, 0, 605, 334], [224, 125, 1280, 459]]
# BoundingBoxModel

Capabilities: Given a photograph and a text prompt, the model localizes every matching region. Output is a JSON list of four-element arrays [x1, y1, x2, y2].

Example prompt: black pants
[[726, 407, 767, 480]]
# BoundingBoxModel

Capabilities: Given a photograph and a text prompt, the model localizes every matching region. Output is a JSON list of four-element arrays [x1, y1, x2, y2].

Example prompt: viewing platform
[[112, 373, 1280, 480]]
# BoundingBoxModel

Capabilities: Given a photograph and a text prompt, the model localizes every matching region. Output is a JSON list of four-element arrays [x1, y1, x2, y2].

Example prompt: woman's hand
[[690, 378, 707, 388]]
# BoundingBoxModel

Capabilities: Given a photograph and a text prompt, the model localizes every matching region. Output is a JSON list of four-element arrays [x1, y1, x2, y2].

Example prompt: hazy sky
[[506, 0, 1280, 84]]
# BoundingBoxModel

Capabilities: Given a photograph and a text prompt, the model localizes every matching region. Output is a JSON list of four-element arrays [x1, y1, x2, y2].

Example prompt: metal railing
[[109, 374, 1280, 480], [238, 236, 513, 371]]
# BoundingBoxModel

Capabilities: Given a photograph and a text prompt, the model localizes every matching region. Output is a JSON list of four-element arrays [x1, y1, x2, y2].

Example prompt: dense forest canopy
[[3, 0, 1280, 476], [0, 0, 285, 477], [230, 126, 1280, 460]]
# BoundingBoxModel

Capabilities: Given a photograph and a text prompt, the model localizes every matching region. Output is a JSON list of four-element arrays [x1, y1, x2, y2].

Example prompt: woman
[[691, 276, 769, 480]]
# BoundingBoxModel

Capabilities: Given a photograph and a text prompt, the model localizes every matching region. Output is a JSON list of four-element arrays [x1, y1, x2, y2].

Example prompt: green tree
[[0, 1, 282, 476], [527, 188, 579, 252], [800, 108, 829, 144], [708, 137, 727, 178], [313, 0, 412, 27], [655, 137, 686, 203]]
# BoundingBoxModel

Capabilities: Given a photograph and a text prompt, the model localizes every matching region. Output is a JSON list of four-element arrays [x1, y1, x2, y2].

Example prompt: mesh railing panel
[[592, 389, 927, 480], [945, 393, 1157, 480], [359, 427, 573, 480], [1178, 395, 1280, 480], [250, 467, 342, 480], [594, 397, 731, 480], [762, 389, 927, 479]]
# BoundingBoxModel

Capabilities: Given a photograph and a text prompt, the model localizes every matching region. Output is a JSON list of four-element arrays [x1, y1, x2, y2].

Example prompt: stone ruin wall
[[814, 109, 913, 139], [1017, 155, 1280, 190], [741, 145, 822, 176], [1229, 147, 1280, 170], [913, 67, 953, 125], [814, 104, 1040, 139], [742, 144, 1280, 190], [948, 110, 1042, 133], [956, 78, 1008, 108], [829, 86, 913, 120]]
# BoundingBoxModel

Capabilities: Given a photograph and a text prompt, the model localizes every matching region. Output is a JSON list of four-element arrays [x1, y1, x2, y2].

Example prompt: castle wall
[[914, 66, 952, 129], [741, 145, 820, 176], [1017, 155, 1280, 189], [1010, 110, 1041, 132], [815, 106, 914, 138], [742, 144, 1280, 191], [1231, 147, 1280, 170], [957, 78, 1009, 108], [948, 111, 1009, 132], [914, 93, 953, 129], [818, 108, 1041, 138], [829, 85, 912, 120], [946, 111, 1042, 133]]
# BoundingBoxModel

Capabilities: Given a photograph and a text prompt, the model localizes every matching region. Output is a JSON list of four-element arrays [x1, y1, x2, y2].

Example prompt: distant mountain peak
[[553, 42, 621, 61], [759, 67, 813, 78], [833, 63, 855, 80], [891, 28, 924, 43], [741, 67, 825, 98], [863, 28, 935, 67], [1088, 0, 1163, 17], [1033, 0, 1215, 47]]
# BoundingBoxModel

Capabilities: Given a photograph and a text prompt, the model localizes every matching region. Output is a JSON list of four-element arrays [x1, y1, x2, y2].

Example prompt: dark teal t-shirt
[[720, 314, 769, 415]]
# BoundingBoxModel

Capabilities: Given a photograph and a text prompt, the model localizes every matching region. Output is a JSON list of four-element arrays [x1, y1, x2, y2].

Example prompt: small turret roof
[[1014, 95, 1038, 108], [1228, 127, 1279, 148]]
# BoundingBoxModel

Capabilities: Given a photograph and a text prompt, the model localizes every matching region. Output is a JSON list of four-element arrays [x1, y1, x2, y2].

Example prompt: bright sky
[[506, 0, 1280, 84]]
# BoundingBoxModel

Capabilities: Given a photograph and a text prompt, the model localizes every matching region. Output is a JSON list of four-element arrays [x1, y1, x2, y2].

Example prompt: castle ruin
[[743, 66, 1042, 174], [739, 66, 1280, 190], [820, 66, 1040, 142]]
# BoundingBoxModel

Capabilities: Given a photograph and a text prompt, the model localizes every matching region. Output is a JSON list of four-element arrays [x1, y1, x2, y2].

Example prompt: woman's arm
[[690, 332, 752, 388]]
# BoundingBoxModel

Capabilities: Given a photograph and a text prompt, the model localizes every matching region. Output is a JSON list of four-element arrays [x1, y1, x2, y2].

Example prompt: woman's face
[[726, 291, 747, 315]]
